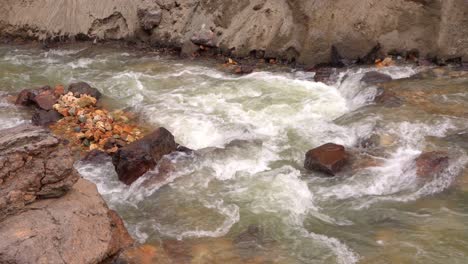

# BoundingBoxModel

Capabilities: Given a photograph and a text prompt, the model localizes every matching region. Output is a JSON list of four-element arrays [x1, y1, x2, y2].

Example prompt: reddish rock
[[112, 127, 177, 185], [33, 90, 57, 110], [415, 151, 449, 177], [15, 89, 34, 106], [304, 143, 348, 176]]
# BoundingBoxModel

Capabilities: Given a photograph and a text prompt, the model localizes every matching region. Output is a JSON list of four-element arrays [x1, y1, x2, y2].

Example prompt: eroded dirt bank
[[0, 0, 467, 65]]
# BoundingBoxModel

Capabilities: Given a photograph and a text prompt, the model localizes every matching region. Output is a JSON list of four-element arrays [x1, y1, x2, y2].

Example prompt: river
[[1, 45, 467, 264]]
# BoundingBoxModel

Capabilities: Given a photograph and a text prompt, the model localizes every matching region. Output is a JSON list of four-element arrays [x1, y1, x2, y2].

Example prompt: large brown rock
[[304, 143, 348, 176], [15, 86, 57, 110], [112, 127, 177, 185], [415, 151, 449, 177], [0, 178, 134, 264], [0, 124, 79, 221], [31, 109, 62, 126]]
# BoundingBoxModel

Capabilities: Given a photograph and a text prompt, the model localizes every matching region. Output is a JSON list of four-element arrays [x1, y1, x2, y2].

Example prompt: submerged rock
[[112, 127, 177, 185], [234, 65, 254, 75], [361, 71, 392, 85], [68, 81, 102, 99], [415, 151, 449, 178], [0, 124, 79, 221], [304, 143, 348, 176]]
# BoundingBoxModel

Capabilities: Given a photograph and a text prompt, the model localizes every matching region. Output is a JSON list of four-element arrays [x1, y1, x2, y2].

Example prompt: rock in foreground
[[0, 124, 79, 221], [304, 143, 348, 176], [112, 127, 177, 185], [0, 178, 134, 264]]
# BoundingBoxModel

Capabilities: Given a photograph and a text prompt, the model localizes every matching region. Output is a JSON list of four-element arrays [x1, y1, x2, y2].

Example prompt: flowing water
[[1, 45, 468, 264]]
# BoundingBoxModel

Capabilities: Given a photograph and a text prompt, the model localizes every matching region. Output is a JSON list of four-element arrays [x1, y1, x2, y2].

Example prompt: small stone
[[126, 135, 136, 143], [84, 130, 94, 140], [76, 132, 86, 139], [78, 115, 87, 123], [83, 138, 91, 147], [89, 143, 99, 150], [68, 107, 77, 116], [104, 122, 112, 131], [73, 127, 81, 132], [96, 121, 106, 132]]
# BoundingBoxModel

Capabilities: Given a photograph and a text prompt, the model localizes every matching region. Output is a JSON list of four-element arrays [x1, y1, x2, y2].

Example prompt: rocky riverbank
[[0, 0, 466, 67], [0, 124, 133, 263]]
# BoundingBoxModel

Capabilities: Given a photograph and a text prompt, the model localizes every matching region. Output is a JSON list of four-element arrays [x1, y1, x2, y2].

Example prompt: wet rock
[[415, 151, 449, 177], [304, 143, 348, 176], [234, 225, 263, 249], [176, 144, 193, 154], [0, 124, 79, 221], [313, 67, 335, 83], [15, 86, 53, 107], [68, 82, 102, 99], [374, 88, 403, 107], [359, 134, 381, 148], [115, 244, 172, 264], [137, 8, 162, 31], [31, 109, 62, 126], [361, 71, 393, 85], [112, 127, 177, 185], [190, 28, 217, 48], [0, 178, 134, 264], [234, 65, 254, 75]]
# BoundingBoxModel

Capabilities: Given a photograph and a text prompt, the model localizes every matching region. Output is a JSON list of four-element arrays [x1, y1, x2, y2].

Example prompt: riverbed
[[1, 45, 467, 264]]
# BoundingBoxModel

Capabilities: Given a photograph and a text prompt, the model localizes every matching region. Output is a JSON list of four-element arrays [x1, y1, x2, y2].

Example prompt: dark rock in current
[[0, 124, 79, 221], [304, 143, 348, 176], [176, 144, 193, 154], [374, 88, 403, 107], [361, 71, 393, 85], [31, 109, 62, 126], [313, 67, 335, 83], [137, 8, 162, 31], [112, 127, 177, 185], [190, 28, 217, 48], [359, 134, 381, 149], [415, 151, 449, 178], [234, 65, 254, 75], [68, 82, 102, 99], [234, 225, 264, 249]]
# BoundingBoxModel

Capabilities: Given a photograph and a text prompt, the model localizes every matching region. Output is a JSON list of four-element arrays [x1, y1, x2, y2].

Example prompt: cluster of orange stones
[[50, 92, 144, 153]]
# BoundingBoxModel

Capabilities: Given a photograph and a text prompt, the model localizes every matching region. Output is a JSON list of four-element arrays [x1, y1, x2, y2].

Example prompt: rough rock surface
[[0, 0, 466, 65], [415, 151, 449, 177], [0, 178, 134, 264], [112, 127, 177, 185], [304, 143, 348, 176], [0, 124, 79, 221]]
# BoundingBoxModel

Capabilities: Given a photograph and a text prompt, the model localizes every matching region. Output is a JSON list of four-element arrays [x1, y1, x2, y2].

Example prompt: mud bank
[[0, 0, 467, 65]]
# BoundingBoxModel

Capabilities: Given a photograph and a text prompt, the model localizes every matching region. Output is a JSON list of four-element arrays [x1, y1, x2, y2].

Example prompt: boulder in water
[[234, 65, 254, 75], [304, 143, 348, 176], [68, 82, 102, 99], [415, 151, 449, 178], [361, 71, 393, 85], [112, 127, 177, 185]]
